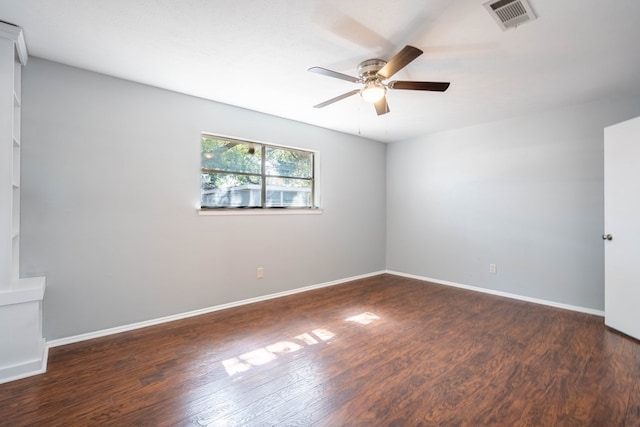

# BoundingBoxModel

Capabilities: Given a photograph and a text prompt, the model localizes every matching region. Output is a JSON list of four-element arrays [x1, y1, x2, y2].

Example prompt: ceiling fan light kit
[[361, 80, 386, 103], [358, 59, 387, 103], [309, 45, 450, 116]]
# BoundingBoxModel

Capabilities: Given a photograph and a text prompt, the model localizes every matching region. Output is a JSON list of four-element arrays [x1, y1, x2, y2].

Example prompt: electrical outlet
[[489, 264, 497, 274], [257, 267, 264, 279]]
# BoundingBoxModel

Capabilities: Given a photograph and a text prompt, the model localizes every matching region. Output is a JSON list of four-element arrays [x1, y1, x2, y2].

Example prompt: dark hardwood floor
[[2, 274, 639, 426]]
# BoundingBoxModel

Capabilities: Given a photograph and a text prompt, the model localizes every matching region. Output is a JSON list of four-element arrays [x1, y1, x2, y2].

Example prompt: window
[[200, 134, 317, 209]]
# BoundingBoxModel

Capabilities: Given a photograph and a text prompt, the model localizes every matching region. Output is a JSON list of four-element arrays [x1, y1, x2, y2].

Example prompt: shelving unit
[[11, 37, 21, 281], [0, 22, 47, 384]]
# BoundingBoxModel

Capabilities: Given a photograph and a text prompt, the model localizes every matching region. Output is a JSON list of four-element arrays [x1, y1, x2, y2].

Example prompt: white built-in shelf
[[3, 24, 24, 291], [0, 21, 47, 385], [12, 148, 20, 187], [13, 58, 21, 103], [13, 108, 20, 144], [12, 198, 19, 237], [11, 235, 19, 283], [0, 277, 46, 307]]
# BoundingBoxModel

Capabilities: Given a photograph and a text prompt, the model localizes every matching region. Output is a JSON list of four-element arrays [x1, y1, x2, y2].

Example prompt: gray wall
[[387, 95, 640, 310], [21, 58, 387, 340], [387, 99, 640, 310]]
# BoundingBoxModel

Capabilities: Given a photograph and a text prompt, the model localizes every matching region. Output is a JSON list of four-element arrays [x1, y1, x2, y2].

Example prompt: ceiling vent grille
[[484, 0, 537, 31]]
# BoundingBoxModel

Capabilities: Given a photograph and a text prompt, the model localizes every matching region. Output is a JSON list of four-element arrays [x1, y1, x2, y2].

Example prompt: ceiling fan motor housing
[[358, 59, 387, 80]]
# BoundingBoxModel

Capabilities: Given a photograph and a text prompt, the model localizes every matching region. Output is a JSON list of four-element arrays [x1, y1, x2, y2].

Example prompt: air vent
[[484, 0, 537, 31]]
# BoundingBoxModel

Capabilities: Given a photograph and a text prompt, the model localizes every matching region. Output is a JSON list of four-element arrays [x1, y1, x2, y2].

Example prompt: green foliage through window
[[201, 135, 315, 208]]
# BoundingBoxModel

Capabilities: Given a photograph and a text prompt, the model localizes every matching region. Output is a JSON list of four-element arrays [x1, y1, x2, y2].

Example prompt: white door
[[604, 115, 640, 340]]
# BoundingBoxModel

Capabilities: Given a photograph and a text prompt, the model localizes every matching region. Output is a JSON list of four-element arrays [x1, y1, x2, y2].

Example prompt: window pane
[[266, 177, 312, 207], [265, 147, 312, 178], [201, 172, 262, 207], [201, 134, 317, 210], [201, 137, 262, 174]]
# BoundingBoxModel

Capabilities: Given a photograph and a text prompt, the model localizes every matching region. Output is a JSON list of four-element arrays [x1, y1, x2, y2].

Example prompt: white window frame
[[198, 133, 322, 216]]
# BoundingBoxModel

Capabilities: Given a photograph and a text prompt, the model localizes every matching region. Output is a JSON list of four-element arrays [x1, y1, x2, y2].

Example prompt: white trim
[[0, 22, 28, 65], [386, 270, 605, 317], [198, 208, 323, 216], [0, 277, 46, 306], [0, 339, 48, 385], [47, 270, 386, 348]]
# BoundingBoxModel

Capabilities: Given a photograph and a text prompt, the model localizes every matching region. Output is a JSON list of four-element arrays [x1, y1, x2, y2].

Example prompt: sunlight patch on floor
[[222, 328, 335, 376], [221, 314, 379, 376], [345, 312, 381, 325]]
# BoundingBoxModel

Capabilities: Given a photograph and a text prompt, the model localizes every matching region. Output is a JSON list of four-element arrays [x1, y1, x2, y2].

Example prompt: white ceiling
[[2, 0, 640, 143]]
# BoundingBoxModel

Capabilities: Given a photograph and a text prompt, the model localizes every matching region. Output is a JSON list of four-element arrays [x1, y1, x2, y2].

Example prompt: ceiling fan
[[309, 45, 450, 116]]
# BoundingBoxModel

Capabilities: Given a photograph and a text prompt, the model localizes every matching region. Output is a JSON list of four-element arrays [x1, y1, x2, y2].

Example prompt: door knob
[[602, 234, 613, 241]]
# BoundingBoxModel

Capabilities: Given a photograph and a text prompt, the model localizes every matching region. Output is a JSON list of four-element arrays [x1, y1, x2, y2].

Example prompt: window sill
[[198, 208, 323, 216]]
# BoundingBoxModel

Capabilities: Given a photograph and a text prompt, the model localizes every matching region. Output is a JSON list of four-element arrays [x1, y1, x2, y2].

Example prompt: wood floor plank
[[1, 274, 639, 426], [625, 370, 640, 426]]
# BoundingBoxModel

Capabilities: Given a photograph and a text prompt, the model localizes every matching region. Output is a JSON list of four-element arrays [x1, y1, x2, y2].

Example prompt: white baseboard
[[0, 339, 48, 385], [386, 270, 605, 317], [47, 270, 387, 348]]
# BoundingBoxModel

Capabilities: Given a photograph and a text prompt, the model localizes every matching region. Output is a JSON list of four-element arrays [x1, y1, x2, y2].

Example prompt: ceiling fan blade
[[308, 66, 360, 83], [313, 89, 361, 108], [374, 96, 390, 116], [377, 45, 423, 79], [388, 81, 450, 91]]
